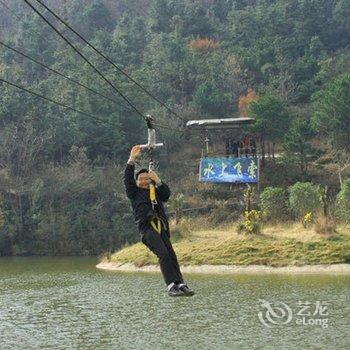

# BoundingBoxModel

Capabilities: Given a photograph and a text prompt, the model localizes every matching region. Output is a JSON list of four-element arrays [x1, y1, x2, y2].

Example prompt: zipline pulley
[[139, 115, 164, 207]]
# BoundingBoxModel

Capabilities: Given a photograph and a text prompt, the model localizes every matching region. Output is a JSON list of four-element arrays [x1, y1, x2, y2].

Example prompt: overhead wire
[[0, 45, 183, 135], [32, 0, 186, 124], [0, 75, 184, 134], [22, 0, 147, 122], [1, 0, 186, 135], [0, 1, 136, 115], [0, 40, 135, 108], [1, 0, 186, 132], [0, 77, 113, 126]]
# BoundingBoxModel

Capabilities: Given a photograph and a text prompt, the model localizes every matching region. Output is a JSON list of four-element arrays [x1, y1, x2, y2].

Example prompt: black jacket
[[123, 163, 171, 232]]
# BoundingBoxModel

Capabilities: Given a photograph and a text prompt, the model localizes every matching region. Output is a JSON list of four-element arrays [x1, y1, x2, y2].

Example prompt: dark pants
[[141, 226, 184, 286]]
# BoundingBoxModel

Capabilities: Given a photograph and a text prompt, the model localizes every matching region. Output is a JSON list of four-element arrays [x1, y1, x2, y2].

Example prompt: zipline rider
[[124, 145, 194, 297]]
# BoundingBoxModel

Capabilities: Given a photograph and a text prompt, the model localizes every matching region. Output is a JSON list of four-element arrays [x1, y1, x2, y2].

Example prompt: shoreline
[[96, 262, 350, 274]]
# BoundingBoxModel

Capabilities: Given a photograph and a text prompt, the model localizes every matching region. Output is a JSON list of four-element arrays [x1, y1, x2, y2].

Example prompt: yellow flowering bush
[[302, 212, 313, 228], [237, 210, 263, 234]]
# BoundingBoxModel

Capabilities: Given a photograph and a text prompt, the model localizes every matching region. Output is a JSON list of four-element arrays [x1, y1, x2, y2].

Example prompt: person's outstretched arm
[[123, 145, 141, 199]]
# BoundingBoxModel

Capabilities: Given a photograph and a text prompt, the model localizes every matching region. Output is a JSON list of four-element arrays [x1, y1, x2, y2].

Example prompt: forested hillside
[[0, 0, 349, 256]]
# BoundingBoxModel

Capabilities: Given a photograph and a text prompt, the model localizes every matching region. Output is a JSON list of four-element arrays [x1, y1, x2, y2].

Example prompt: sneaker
[[178, 283, 195, 296], [167, 283, 185, 297]]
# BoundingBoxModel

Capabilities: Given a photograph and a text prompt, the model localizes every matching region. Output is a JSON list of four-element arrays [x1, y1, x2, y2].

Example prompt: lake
[[0, 257, 349, 349]]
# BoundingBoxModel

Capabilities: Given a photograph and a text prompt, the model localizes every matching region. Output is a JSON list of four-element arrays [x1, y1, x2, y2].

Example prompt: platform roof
[[186, 117, 255, 130]]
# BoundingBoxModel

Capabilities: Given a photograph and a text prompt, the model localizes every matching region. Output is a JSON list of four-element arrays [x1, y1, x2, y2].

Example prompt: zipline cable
[[0, 76, 182, 134], [0, 76, 185, 137], [0, 43, 184, 135], [22, 0, 147, 122], [0, 0, 141, 120], [0, 2, 135, 114], [0, 77, 113, 126], [32, 0, 186, 124], [0, 40, 134, 109], [1, 0, 186, 130], [1, 1, 185, 135]]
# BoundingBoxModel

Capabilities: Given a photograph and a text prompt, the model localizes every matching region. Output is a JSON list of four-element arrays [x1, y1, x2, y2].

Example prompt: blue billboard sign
[[199, 156, 259, 183]]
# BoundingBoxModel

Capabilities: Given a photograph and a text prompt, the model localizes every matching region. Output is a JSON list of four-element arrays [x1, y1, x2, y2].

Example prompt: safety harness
[[150, 214, 167, 234]]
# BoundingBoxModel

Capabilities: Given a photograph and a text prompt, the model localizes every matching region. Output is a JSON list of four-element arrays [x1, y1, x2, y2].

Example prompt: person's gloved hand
[[129, 145, 141, 162], [149, 170, 162, 186]]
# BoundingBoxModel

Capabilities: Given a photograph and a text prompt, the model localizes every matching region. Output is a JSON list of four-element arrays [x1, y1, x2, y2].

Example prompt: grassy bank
[[103, 218, 350, 267]]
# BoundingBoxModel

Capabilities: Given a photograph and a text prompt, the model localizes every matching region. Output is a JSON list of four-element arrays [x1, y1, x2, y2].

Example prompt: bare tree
[[0, 119, 48, 234]]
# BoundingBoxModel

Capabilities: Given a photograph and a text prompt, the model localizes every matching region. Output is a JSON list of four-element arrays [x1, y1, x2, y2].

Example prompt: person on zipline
[[124, 145, 194, 297]]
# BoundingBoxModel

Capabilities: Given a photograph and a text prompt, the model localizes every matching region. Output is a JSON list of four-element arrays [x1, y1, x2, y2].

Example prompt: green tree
[[149, 0, 184, 33], [260, 187, 289, 221], [111, 16, 148, 66], [75, 0, 115, 37], [283, 117, 317, 179], [248, 94, 291, 166], [192, 81, 230, 117], [289, 182, 322, 219], [312, 74, 350, 151]]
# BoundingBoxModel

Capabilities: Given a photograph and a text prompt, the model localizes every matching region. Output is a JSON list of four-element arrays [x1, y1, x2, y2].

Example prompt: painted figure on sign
[[248, 160, 258, 178], [233, 162, 243, 177], [203, 163, 215, 178]]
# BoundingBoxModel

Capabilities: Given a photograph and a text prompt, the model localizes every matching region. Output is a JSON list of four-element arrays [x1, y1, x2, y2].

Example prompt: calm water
[[0, 257, 349, 350]]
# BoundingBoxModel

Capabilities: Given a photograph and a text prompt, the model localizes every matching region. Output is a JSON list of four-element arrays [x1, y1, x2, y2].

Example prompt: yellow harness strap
[[150, 215, 165, 234], [149, 183, 157, 204]]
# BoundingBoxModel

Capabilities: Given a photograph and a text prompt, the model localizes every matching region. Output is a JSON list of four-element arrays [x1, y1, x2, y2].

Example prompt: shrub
[[168, 193, 185, 224], [288, 182, 322, 219], [314, 213, 336, 235], [336, 179, 350, 223], [237, 210, 262, 234], [260, 187, 289, 221]]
